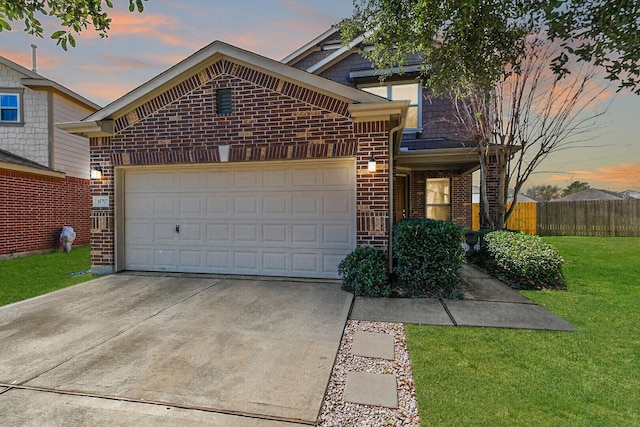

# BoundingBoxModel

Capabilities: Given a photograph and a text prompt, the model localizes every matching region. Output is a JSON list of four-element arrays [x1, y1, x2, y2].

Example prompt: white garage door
[[123, 160, 356, 278]]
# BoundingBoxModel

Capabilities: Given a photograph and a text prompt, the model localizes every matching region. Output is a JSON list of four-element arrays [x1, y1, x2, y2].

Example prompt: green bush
[[338, 247, 390, 297], [483, 231, 566, 290], [393, 219, 465, 299]]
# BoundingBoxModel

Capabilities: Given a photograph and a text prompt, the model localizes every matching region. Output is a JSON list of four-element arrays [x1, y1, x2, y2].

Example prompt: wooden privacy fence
[[472, 199, 640, 236], [537, 199, 640, 237], [472, 202, 537, 234]]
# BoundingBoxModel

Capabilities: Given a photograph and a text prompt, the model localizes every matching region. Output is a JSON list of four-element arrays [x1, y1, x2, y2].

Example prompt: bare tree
[[452, 36, 610, 229]]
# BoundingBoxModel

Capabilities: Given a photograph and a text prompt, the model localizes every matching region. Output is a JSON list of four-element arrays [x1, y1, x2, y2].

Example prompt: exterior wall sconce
[[368, 155, 377, 173], [90, 166, 103, 180], [219, 145, 230, 162]]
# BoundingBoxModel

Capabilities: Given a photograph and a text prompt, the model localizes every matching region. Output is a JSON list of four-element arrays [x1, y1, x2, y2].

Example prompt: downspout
[[387, 112, 407, 274]]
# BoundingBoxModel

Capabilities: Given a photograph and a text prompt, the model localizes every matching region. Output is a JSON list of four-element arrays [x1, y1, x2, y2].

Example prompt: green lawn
[[0, 246, 97, 306], [407, 236, 640, 426]]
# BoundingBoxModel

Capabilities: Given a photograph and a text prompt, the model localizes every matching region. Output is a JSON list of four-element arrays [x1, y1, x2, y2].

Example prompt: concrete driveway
[[0, 275, 352, 426]]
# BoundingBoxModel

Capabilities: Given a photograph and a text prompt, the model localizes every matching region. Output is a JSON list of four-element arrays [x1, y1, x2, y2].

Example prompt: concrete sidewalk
[[350, 264, 578, 332]]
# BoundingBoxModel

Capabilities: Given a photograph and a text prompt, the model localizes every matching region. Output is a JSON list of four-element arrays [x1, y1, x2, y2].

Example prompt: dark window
[[217, 88, 232, 115]]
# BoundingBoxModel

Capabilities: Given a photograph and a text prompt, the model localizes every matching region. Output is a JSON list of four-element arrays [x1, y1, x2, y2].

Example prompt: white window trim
[[0, 90, 24, 125], [425, 177, 451, 221], [359, 81, 422, 132]]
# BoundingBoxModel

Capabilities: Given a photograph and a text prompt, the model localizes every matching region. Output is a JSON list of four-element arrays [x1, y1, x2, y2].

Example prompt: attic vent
[[217, 88, 232, 115]]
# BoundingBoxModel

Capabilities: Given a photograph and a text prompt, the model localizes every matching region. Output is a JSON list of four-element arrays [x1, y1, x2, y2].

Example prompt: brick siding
[[89, 59, 391, 271], [408, 170, 472, 228], [0, 170, 90, 255]]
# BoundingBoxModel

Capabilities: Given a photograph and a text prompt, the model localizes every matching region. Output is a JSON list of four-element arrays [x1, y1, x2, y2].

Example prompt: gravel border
[[317, 320, 420, 426]]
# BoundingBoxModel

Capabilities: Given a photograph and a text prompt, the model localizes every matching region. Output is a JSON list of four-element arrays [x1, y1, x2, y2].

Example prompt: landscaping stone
[[351, 330, 395, 360]]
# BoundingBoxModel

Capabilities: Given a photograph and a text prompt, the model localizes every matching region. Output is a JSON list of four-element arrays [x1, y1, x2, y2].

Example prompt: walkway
[[350, 264, 578, 331]]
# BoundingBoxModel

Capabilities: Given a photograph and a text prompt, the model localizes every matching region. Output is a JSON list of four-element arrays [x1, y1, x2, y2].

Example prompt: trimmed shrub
[[483, 231, 566, 290], [393, 219, 465, 299], [338, 247, 390, 297]]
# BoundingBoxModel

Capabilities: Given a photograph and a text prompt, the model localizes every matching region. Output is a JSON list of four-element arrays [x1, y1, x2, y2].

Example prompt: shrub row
[[478, 231, 566, 290], [338, 219, 465, 299]]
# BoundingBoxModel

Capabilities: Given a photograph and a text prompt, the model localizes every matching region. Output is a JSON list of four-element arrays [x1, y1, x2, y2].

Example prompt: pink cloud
[[71, 80, 134, 105], [549, 163, 640, 188], [1, 49, 63, 73], [103, 10, 201, 49]]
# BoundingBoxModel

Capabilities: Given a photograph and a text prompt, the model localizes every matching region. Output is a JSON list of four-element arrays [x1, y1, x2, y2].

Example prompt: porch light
[[219, 144, 230, 162], [368, 155, 377, 173], [90, 166, 103, 180]]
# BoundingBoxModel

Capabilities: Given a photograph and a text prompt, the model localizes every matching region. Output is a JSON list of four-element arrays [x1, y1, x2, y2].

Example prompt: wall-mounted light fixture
[[90, 166, 103, 180], [368, 155, 377, 173], [218, 145, 230, 162]]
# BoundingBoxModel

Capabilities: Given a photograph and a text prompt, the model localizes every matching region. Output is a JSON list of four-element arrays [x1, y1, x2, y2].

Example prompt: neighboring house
[[59, 38, 483, 278], [552, 188, 624, 201], [0, 54, 99, 256], [621, 189, 640, 200]]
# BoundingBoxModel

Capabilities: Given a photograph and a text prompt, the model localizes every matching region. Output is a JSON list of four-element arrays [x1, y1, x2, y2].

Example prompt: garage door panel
[[323, 224, 353, 246], [233, 224, 259, 242], [234, 196, 259, 214], [179, 224, 203, 242], [234, 251, 259, 270], [234, 169, 261, 187], [126, 247, 151, 269], [153, 249, 176, 269], [205, 170, 230, 188], [262, 168, 287, 187], [324, 194, 352, 215], [291, 253, 319, 274], [179, 250, 202, 268], [263, 195, 288, 215], [179, 171, 203, 189], [206, 224, 230, 243], [151, 172, 179, 191], [124, 160, 355, 278], [292, 224, 318, 244], [324, 165, 355, 187], [206, 250, 229, 269], [180, 197, 204, 215], [207, 197, 230, 214], [263, 224, 287, 243], [293, 196, 319, 215], [291, 167, 320, 187], [127, 221, 153, 243], [262, 252, 287, 273], [154, 197, 178, 215]]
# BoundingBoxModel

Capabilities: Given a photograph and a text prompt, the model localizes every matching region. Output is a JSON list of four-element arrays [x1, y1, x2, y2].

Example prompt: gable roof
[[553, 188, 624, 201], [0, 55, 100, 111], [59, 40, 397, 137], [281, 27, 340, 65]]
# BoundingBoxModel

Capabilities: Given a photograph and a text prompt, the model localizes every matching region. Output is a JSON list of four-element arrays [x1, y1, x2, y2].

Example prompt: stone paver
[[351, 331, 395, 360], [343, 372, 398, 408]]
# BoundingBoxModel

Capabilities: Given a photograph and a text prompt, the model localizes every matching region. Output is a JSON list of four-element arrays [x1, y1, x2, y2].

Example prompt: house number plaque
[[92, 196, 110, 208]]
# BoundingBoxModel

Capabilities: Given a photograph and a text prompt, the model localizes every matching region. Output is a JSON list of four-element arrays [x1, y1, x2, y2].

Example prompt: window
[[360, 82, 421, 130], [0, 93, 20, 123], [426, 178, 451, 221], [216, 88, 232, 115]]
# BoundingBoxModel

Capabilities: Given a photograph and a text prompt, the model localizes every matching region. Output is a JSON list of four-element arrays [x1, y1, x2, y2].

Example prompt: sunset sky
[[2, 0, 638, 191]]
